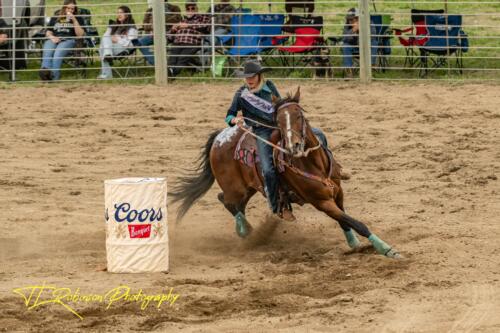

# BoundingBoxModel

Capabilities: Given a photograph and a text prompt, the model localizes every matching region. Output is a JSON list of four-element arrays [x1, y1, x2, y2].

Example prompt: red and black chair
[[394, 9, 444, 67], [272, 15, 324, 68]]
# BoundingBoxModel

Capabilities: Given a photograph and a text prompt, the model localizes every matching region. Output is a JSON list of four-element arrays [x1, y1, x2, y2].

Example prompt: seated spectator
[[39, 0, 84, 81], [0, 20, 8, 72], [0, 33, 7, 46], [211, 0, 235, 45], [341, 8, 377, 78], [97, 6, 138, 79], [137, 0, 182, 66], [167, 0, 210, 77]]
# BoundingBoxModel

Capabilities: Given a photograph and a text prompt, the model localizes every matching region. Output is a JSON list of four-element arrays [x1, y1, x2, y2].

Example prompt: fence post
[[210, 0, 216, 78], [358, 0, 372, 83], [152, 0, 167, 85], [11, 0, 17, 81]]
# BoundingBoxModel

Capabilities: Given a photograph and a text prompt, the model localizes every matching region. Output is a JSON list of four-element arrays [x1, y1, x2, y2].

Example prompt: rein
[[237, 123, 289, 155], [242, 117, 280, 130], [239, 101, 335, 190], [277, 157, 336, 190], [238, 102, 322, 157]]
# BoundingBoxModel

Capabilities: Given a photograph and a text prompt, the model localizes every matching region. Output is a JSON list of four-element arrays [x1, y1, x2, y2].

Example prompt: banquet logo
[[113, 203, 163, 223], [128, 224, 151, 238]]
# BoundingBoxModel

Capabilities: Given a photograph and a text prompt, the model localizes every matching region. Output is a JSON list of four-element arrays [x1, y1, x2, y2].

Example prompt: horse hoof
[[236, 223, 252, 238], [385, 249, 403, 259]]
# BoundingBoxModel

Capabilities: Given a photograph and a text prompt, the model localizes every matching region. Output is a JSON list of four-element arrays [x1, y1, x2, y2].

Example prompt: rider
[[225, 61, 348, 220], [226, 61, 296, 221]]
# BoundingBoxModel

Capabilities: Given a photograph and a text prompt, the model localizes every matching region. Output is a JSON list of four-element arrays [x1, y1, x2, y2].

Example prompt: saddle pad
[[234, 131, 260, 167]]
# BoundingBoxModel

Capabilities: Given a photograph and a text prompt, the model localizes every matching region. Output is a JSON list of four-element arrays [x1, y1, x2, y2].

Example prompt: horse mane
[[273, 93, 299, 111]]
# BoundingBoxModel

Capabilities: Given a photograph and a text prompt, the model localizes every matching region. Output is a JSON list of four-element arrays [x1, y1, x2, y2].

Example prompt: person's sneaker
[[39, 68, 52, 81], [97, 74, 112, 80], [280, 208, 296, 222]]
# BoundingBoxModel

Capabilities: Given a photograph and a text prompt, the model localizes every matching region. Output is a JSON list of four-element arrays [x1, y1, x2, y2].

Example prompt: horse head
[[273, 87, 310, 158]]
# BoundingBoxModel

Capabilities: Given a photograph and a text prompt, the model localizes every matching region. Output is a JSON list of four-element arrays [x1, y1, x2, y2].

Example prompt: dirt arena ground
[[1, 82, 499, 332]]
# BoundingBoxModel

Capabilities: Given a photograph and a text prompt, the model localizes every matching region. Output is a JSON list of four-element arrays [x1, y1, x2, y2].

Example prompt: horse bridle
[[276, 102, 322, 158], [239, 102, 321, 157]]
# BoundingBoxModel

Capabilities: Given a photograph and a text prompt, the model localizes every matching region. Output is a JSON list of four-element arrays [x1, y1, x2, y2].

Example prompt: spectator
[[342, 8, 377, 78], [97, 6, 138, 79], [39, 0, 84, 81], [167, 0, 210, 77], [137, 0, 182, 66], [210, 0, 235, 45], [0, 19, 9, 72], [0, 14, 8, 46], [0, 33, 7, 46]]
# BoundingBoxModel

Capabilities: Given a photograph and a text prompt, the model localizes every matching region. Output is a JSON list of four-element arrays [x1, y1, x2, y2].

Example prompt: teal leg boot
[[368, 234, 402, 259], [343, 229, 362, 249], [235, 212, 252, 238]]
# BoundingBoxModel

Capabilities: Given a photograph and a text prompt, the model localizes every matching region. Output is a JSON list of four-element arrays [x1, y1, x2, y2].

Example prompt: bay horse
[[170, 88, 400, 258]]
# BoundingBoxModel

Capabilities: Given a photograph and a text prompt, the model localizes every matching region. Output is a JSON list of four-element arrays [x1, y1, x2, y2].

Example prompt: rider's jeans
[[254, 126, 280, 214]]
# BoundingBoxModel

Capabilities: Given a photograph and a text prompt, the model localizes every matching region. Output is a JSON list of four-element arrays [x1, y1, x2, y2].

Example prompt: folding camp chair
[[215, 9, 283, 76], [0, 0, 31, 79], [227, 9, 263, 58], [108, 41, 142, 79], [274, 15, 324, 68], [285, 0, 314, 15], [394, 9, 444, 68], [418, 14, 468, 76], [257, 13, 284, 67], [371, 14, 392, 72], [259, 14, 285, 48]]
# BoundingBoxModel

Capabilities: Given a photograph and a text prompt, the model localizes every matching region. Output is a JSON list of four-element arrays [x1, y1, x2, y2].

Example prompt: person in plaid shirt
[[167, 0, 210, 77]]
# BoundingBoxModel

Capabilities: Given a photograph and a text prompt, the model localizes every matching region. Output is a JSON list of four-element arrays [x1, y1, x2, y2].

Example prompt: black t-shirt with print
[[47, 16, 84, 38]]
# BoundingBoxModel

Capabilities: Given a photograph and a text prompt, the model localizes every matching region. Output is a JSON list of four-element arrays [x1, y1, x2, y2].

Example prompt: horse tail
[[170, 129, 220, 222]]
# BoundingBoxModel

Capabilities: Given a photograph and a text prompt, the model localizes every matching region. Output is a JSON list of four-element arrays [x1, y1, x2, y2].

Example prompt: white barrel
[[104, 178, 168, 273]]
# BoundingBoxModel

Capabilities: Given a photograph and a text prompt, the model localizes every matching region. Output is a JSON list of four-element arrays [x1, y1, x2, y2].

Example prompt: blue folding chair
[[370, 14, 392, 72], [419, 14, 468, 76], [227, 11, 263, 57], [259, 14, 285, 48], [216, 11, 284, 75]]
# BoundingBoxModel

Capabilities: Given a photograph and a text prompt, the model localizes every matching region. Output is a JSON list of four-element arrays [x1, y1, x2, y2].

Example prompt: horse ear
[[293, 86, 301, 102]]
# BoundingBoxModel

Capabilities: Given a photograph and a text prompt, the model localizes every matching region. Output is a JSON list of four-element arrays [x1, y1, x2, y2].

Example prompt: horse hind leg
[[218, 190, 256, 238], [316, 199, 402, 259]]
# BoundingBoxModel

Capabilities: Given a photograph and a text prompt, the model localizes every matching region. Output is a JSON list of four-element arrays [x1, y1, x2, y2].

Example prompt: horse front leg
[[335, 188, 362, 250], [315, 199, 402, 259]]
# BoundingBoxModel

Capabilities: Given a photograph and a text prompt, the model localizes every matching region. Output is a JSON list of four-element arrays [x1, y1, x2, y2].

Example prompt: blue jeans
[[342, 39, 378, 68], [254, 126, 328, 214], [41, 39, 76, 80], [98, 34, 129, 78], [254, 126, 280, 214], [311, 127, 328, 148], [137, 35, 155, 66]]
